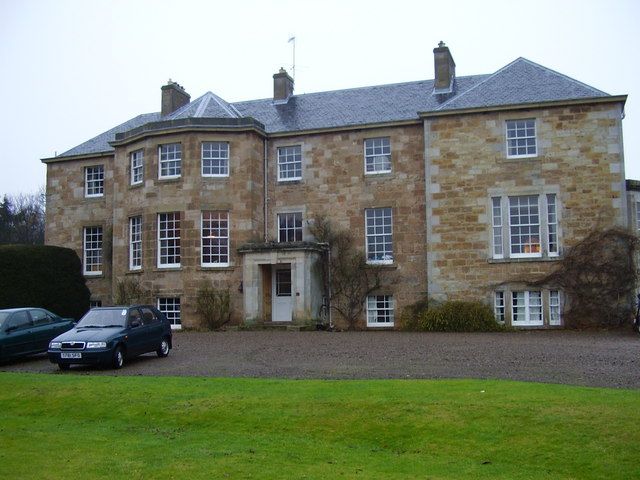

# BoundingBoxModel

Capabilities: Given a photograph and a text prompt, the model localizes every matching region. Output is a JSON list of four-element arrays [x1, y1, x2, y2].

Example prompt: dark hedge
[[0, 245, 90, 320]]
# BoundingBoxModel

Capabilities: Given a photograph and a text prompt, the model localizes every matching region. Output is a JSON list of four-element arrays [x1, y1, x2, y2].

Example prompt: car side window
[[6, 311, 32, 330], [139, 307, 156, 325], [31, 309, 52, 326], [128, 309, 142, 327]]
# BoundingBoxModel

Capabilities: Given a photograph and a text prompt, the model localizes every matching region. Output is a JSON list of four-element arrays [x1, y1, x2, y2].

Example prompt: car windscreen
[[0, 312, 10, 327], [76, 309, 128, 328]]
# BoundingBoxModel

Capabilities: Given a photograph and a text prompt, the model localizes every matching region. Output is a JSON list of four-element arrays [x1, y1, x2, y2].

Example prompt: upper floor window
[[636, 201, 640, 233], [364, 137, 391, 174], [129, 216, 142, 270], [131, 150, 144, 185], [491, 193, 558, 260], [366, 295, 394, 327], [157, 212, 180, 267], [202, 142, 229, 177], [506, 119, 537, 158], [278, 212, 303, 242], [201, 211, 230, 266], [83, 226, 103, 275], [159, 143, 181, 179], [277, 145, 302, 181], [365, 207, 393, 264], [85, 165, 104, 197]]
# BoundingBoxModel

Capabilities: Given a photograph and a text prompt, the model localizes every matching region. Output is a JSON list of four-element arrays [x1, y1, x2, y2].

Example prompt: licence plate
[[61, 352, 82, 359]]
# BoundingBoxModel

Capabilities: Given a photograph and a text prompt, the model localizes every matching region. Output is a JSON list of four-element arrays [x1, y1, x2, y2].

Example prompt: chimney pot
[[273, 67, 294, 102], [161, 81, 190, 116]]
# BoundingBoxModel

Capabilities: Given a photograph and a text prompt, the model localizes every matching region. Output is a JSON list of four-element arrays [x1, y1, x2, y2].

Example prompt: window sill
[[126, 269, 143, 275], [202, 174, 230, 179], [367, 323, 395, 329], [84, 273, 104, 279], [365, 262, 397, 270], [197, 265, 236, 271], [154, 266, 183, 272], [158, 176, 182, 183], [129, 182, 143, 189], [488, 256, 562, 264]]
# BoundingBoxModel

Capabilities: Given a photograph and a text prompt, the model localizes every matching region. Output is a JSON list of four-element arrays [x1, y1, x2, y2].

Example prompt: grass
[[0, 373, 638, 479]]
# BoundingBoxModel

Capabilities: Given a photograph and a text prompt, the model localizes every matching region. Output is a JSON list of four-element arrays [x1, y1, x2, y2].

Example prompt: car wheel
[[157, 337, 170, 358], [112, 346, 125, 369], [58, 363, 70, 371]]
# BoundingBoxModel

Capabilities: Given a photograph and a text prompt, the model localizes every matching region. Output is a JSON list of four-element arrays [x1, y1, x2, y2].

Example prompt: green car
[[0, 308, 75, 362]]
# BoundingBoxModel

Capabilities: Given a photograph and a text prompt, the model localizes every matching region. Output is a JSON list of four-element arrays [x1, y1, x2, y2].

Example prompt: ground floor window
[[83, 226, 103, 275], [497, 289, 562, 327], [494, 291, 505, 323], [158, 297, 181, 329], [366, 295, 394, 327], [90, 300, 102, 308]]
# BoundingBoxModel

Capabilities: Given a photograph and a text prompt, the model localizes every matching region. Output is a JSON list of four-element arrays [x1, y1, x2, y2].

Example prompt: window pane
[[84, 226, 103, 274], [278, 212, 303, 242], [364, 137, 391, 173], [506, 119, 537, 157], [277, 145, 302, 180], [159, 144, 182, 177], [202, 142, 230, 176], [366, 295, 394, 326], [365, 208, 393, 263], [509, 195, 541, 257], [85, 166, 104, 197], [158, 212, 180, 266], [202, 211, 230, 265]]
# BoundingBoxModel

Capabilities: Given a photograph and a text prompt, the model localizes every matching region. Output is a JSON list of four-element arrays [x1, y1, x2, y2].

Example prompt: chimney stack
[[433, 41, 456, 94], [273, 67, 294, 102], [161, 80, 190, 116]]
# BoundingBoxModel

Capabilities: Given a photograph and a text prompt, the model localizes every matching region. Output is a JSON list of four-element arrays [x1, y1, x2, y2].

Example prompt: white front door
[[272, 266, 293, 322]]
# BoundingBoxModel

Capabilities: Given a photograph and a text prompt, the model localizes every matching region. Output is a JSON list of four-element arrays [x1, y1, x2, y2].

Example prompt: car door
[[125, 308, 148, 356], [29, 309, 56, 352], [2, 311, 35, 357], [140, 307, 163, 353]]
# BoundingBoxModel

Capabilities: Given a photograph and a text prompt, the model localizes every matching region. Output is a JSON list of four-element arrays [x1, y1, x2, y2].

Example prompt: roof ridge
[[231, 74, 489, 106], [194, 93, 212, 117], [207, 91, 241, 118]]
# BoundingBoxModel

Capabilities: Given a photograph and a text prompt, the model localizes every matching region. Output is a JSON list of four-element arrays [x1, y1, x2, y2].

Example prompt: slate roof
[[54, 57, 614, 159]]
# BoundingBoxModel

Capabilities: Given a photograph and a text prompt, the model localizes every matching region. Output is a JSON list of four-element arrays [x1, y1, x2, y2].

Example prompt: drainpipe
[[263, 138, 268, 242]]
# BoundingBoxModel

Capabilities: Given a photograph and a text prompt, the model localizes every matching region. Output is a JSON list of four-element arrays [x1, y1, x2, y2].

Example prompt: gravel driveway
[[2, 329, 639, 389]]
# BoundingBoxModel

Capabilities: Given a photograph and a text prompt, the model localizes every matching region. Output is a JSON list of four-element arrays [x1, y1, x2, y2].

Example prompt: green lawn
[[0, 373, 638, 479]]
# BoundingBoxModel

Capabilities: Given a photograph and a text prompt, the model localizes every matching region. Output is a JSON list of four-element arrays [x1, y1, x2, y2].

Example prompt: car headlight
[[49, 341, 61, 349], [86, 342, 107, 349]]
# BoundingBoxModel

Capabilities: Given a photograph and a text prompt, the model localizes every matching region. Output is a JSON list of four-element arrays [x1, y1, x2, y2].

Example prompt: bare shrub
[[504, 228, 638, 328], [310, 214, 393, 330], [196, 283, 231, 330], [114, 277, 151, 305]]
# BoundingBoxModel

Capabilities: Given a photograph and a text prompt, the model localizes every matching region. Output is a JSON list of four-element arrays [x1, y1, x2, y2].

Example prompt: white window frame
[[364, 137, 391, 175], [83, 226, 103, 276], [201, 211, 230, 267], [277, 145, 302, 182], [84, 165, 104, 198], [549, 290, 562, 326], [130, 150, 144, 185], [511, 291, 543, 326], [508, 195, 541, 259], [158, 297, 181, 330], [506, 119, 537, 158], [365, 207, 393, 265], [636, 201, 640, 234], [278, 212, 303, 242], [491, 194, 559, 260], [494, 291, 505, 323], [89, 300, 102, 308], [366, 295, 395, 327], [157, 212, 181, 268], [158, 143, 182, 179], [201, 142, 230, 177], [129, 216, 142, 270]]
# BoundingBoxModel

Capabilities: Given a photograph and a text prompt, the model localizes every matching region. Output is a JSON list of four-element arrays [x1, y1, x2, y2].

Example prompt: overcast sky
[[0, 0, 638, 196]]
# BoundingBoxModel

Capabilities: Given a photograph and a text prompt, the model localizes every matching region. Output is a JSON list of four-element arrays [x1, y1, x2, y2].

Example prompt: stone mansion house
[[42, 43, 631, 330]]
